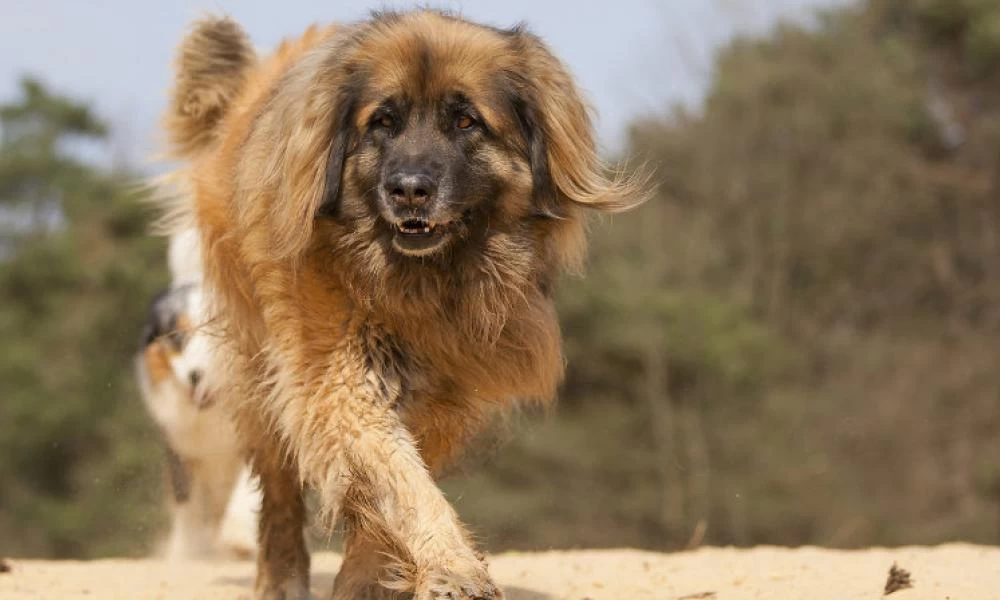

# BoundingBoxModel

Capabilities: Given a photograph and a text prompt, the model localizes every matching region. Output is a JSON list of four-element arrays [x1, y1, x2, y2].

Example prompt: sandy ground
[[0, 544, 996, 599]]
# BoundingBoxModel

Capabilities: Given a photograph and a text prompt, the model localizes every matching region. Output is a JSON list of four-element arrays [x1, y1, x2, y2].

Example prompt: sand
[[0, 545, 996, 599]]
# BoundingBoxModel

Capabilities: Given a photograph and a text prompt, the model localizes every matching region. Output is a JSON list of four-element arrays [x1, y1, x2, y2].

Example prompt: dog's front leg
[[251, 435, 310, 600], [290, 346, 500, 599], [333, 412, 498, 600]]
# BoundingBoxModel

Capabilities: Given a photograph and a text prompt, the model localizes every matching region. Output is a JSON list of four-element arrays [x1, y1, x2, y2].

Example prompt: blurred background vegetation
[[4, 0, 1000, 558]]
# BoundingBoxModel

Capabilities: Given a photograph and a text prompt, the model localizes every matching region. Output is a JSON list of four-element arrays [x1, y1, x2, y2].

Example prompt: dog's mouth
[[392, 217, 450, 256], [397, 218, 436, 235]]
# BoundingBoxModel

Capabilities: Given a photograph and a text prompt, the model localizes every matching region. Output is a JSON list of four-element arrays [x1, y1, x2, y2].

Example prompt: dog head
[[310, 12, 643, 262]]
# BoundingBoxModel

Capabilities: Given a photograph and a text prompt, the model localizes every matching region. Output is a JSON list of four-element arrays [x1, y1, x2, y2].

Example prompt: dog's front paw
[[415, 566, 502, 600]]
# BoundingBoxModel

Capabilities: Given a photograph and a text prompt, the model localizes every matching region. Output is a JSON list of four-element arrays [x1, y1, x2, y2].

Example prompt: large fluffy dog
[[161, 10, 642, 599]]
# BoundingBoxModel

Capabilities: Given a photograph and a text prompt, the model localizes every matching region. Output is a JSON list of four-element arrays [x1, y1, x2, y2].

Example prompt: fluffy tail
[[164, 16, 255, 157]]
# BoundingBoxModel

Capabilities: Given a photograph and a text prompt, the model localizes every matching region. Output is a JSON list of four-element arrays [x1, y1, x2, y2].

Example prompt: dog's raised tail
[[164, 16, 255, 158]]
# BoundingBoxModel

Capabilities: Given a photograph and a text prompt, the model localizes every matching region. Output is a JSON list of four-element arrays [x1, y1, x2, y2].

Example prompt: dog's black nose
[[385, 172, 437, 208]]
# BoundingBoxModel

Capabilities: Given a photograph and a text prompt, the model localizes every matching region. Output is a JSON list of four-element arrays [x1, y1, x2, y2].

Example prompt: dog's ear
[[507, 28, 647, 218], [237, 28, 360, 261], [165, 17, 256, 158], [511, 94, 563, 219], [316, 95, 357, 219], [269, 74, 358, 259]]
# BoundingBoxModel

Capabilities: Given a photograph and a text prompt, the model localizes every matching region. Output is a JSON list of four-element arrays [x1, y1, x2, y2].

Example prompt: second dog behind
[[135, 229, 259, 560]]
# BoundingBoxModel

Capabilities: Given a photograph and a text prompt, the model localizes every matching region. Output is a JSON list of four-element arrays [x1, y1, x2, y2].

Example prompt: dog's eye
[[375, 114, 394, 129], [166, 330, 186, 351], [456, 114, 476, 130]]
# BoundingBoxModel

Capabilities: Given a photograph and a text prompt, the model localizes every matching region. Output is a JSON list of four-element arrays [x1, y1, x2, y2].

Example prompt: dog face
[[315, 14, 555, 261], [138, 284, 209, 403], [351, 88, 520, 258], [234, 11, 642, 271]]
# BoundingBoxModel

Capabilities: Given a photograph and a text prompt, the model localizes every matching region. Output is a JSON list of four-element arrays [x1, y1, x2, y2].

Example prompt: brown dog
[[160, 10, 643, 599]]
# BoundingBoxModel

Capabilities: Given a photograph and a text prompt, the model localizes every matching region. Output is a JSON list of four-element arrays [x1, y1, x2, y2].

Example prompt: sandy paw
[[417, 570, 503, 600]]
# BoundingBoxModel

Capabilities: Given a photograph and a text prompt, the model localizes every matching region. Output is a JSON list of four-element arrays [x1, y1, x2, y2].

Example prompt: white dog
[[135, 229, 260, 560]]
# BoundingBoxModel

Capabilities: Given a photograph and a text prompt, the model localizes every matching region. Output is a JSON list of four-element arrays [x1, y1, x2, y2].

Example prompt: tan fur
[[161, 11, 644, 600], [142, 342, 175, 386]]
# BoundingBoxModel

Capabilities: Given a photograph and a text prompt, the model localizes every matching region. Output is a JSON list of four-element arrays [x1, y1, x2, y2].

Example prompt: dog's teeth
[[423, 227, 430, 233]]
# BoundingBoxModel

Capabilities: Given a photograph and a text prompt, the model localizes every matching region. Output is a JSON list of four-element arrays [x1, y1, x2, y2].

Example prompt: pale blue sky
[[0, 0, 849, 161]]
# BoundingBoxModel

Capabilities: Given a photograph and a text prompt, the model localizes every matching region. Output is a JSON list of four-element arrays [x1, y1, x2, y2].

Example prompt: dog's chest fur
[[359, 297, 560, 410]]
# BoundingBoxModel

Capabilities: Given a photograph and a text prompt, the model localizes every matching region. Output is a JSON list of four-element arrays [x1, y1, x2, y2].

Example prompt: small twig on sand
[[686, 519, 708, 550], [0, 558, 11, 574], [884, 562, 913, 595]]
